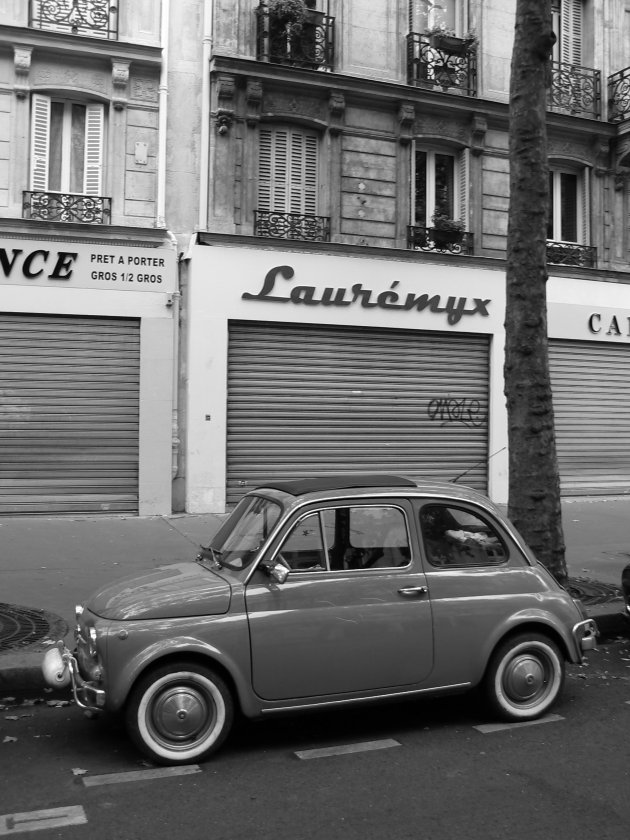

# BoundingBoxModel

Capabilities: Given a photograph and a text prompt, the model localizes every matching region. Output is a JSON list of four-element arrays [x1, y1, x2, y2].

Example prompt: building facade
[[3, 1, 630, 516], [0, 0, 177, 515], [174, 0, 630, 513]]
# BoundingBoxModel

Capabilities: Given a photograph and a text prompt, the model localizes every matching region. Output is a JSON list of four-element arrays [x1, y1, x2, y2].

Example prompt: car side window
[[279, 505, 411, 573], [278, 512, 328, 571], [324, 505, 411, 571], [419, 504, 507, 567]]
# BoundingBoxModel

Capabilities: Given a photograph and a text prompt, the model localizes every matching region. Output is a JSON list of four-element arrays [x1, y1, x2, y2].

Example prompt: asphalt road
[[2, 638, 630, 840]]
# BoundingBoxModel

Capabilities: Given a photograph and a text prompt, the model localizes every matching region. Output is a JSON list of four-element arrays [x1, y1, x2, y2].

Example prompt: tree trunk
[[505, 0, 567, 581]]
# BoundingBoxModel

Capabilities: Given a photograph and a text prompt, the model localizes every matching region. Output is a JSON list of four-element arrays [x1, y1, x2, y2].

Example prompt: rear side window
[[419, 504, 507, 567]]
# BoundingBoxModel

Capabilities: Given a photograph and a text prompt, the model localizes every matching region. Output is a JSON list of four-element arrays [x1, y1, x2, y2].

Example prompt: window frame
[[419, 503, 509, 568], [548, 165, 589, 245], [411, 145, 468, 227], [274, 503, 413, 574]]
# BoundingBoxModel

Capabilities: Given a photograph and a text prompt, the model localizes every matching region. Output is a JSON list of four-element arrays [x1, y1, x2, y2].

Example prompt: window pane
[[420, 504, 507, 566], [323, 506, 410, 570], [49, 102, 64, 192], [410, 0, 456, 31], [70, 104, 86, 194], [280, 512, 327, 571], [560, 172, 578, 241], [434, 153, 455, 219]]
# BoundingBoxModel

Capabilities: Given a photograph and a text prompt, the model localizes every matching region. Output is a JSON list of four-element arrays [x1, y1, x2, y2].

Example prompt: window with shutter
[[29, 95, 105, 195], [258, 127, 319, 215], [413, 147, 466, 226], [548, 167, 587, 243], [552, 0, 582, 64]]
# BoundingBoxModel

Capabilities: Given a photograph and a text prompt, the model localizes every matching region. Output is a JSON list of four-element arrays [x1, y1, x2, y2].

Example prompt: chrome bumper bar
[[42, 644, 106, 711], [572, 618, 598, 655]]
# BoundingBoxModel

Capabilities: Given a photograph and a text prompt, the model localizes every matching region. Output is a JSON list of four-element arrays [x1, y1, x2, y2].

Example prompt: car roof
[[252, 474, 495, 508], [258, 474, 417, 496]]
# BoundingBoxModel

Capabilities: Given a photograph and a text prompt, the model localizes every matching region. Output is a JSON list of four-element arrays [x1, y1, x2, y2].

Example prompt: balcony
[[255, 3, 335, 71], [608, 68, 630, 123], [407, 225, 474, 255], [29, 0, 118, 39], [546, 240, 597, 268], [23, 191, 112, 224], [548, 61, 601, 120], [406, 33, 477, 96], [254, 210, 330, 241]]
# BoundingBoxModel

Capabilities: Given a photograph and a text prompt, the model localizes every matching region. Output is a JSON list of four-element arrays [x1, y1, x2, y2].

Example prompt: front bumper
[[573, 618, 599, 655], [41, 643, 106, 711]]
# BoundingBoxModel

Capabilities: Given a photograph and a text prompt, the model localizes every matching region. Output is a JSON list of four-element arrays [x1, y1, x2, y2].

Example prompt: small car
[[43, 474, 597, 765], [621, 564, 630, 618]]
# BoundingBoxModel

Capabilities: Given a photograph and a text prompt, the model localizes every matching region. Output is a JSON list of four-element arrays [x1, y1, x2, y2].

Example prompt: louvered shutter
[[84, 104, 104, 195], [458, 148, 470, 227], [581, 167, 590, 244], [258, 127, 318, 213], [561, 0, 582, 64], [30, 94, 50, 191]]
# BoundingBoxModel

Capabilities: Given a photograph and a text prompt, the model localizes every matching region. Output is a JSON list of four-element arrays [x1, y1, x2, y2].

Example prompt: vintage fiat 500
[[43, 475, 597, 765]]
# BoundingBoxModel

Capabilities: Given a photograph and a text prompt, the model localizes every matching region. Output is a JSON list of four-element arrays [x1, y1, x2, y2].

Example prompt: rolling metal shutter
[[227, 321, 489, 505], [550, 339, 630, 495], [0, 313, 140, 515]]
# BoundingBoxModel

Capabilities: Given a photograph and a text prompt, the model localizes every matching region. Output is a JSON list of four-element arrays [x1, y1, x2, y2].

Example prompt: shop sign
[[242, 265, 491, 326], [588, 312, 630, 338], [0, 239, 176, 292]]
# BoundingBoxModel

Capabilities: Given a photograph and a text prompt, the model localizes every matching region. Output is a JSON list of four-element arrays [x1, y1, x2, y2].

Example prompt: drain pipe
[[198, 0, 213, 231]]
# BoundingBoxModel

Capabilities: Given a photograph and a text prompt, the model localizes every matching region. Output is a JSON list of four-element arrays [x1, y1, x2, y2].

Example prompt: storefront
[[0, 237, 177, 516], [184, 239, 508, 513], [548, 278, 630, 496]]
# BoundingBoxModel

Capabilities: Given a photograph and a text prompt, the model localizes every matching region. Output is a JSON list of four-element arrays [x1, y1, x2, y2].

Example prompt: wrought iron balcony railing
[[608, 67, 630, 123], [407, 225, 474, 255], [23, 191, 111, 224], [254, 210, 330, 241], [548, 61, 601, 119], [546, 240, 597, 268], [29, 0, 119, 39], [406, 33, 477, 96], [255, 3, 334, 70]]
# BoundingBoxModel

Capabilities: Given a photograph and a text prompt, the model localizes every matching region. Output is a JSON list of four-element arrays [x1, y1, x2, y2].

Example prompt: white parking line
[[295, 738, 401, 760], [82, 765, 201, 787], [0, 806, 87, 836], [474, 713, 564, 734]]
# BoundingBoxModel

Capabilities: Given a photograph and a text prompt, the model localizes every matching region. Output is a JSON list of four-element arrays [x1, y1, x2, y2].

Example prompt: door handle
[[398, 586, 427, 597]]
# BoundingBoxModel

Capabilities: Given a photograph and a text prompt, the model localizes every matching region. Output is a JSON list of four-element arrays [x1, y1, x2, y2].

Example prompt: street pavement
[[1, 497, 629, 692]]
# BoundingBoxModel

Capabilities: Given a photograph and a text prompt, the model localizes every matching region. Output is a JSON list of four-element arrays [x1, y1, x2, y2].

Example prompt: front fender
[[104, 624, 253, 713]]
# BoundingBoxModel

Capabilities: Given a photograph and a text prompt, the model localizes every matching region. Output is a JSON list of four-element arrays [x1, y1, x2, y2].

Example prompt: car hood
[[86, 562, 232, 621]]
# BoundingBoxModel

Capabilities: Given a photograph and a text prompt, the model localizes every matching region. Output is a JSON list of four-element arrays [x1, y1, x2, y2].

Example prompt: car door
[[245, 500, 434, 701]]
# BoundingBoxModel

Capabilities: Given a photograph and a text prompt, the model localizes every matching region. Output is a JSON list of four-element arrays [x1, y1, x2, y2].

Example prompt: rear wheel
[[485, 633, 564, 721], [125, 661, 234, 765]]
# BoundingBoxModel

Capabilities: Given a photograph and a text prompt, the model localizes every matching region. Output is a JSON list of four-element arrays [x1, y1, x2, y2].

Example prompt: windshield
[[210, 494, 283, 570]]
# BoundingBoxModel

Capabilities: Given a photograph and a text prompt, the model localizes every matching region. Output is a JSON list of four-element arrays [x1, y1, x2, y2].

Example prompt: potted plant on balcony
[[427, 23, 477, 56], [429, 211, 465, 248], [268, 0, 308, 35]]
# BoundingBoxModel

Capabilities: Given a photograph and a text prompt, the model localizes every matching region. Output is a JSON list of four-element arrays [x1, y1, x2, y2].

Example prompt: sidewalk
[[1, 498, 628, 692]]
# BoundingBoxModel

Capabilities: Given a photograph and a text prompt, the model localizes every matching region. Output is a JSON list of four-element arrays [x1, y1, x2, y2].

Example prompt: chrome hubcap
[[503, 654, 547, 703], [151, 685, 214, 743]]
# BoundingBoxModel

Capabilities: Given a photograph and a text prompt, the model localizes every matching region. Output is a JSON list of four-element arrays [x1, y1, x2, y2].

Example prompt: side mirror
[[261, 557, 290, 584]]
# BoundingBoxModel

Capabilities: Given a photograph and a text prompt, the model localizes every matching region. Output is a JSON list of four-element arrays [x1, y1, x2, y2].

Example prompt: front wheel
[[125, 661, 234, 765], [484, 633, 564, 721]]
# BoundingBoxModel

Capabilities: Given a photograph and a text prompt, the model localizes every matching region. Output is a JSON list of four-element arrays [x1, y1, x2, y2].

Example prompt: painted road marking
[[295, 738, 401, 760], [0, 806, 87, 836], [81, 765, 201, 787], [474, 713, 564, 734]]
